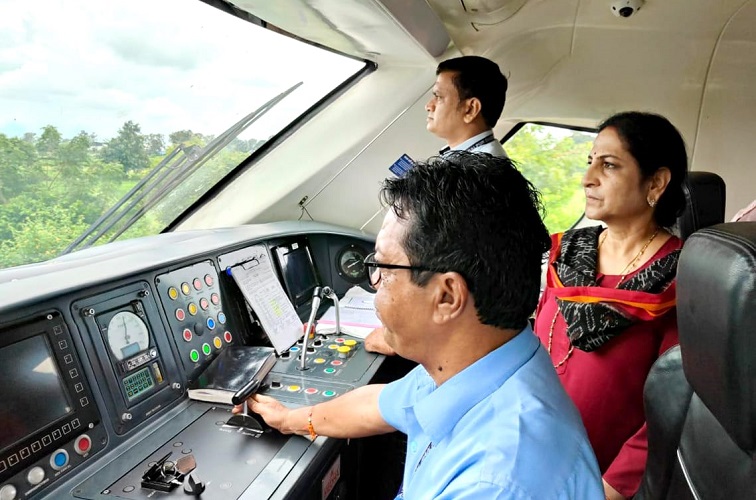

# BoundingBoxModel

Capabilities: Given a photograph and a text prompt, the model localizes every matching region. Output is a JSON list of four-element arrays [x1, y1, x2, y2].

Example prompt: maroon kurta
[[535, 235, 682, 498]]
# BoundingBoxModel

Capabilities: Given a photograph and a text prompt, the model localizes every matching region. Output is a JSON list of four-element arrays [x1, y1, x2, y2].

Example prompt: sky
[[0, 0, 364, 142]]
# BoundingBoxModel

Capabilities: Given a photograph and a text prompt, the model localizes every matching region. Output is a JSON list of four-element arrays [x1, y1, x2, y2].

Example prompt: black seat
[[675, 171, 726, 240], [637, 222, 756, 499]]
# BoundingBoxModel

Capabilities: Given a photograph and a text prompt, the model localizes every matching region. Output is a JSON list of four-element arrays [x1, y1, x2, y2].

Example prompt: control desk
[[0, 222, 403, 500]]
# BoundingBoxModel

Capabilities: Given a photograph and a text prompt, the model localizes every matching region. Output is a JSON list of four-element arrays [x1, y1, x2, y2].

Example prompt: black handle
[[231, 378, 261, 406]]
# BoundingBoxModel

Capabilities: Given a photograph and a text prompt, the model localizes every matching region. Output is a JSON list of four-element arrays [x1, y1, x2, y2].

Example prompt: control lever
[[141, 452, 183, 492], [183, 471, 205, 496], [225, 382, 268, 433], [321, 286, 341, 336], [300, 286, 323, 371]]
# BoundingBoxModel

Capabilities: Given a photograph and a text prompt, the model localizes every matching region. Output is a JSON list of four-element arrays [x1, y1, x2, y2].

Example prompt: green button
[[324, 368, 336, 374], [323, 390, 336, 397], [190, 350, 200, 362], [202, 343, 211, 355]]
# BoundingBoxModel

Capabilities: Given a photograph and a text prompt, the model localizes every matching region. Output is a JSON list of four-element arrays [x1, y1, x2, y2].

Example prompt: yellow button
[[181, 282, 191, 295], [328, 344, 339, 350], [314, 358, 326, 364], [187, 303, 198, 315], [343, 339, 357, 347], [168, 287, 179, 300], [213, 337, 222, 348], [287, 385, 301, 392], [337, 346, 351, 353]]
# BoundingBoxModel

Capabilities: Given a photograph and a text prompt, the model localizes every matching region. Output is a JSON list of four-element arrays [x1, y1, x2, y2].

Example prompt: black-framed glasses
[[363, 252, 437, 289]]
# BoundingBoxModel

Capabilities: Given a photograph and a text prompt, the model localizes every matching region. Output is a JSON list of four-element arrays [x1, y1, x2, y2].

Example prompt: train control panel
[[0, 221, 407, 500]]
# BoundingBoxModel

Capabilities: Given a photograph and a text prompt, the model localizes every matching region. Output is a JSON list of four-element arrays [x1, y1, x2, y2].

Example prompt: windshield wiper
[[61, 81, 303, 255]]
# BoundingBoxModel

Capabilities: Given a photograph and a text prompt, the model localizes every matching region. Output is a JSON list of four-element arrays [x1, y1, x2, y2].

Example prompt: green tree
[[101, 120, 150, 172], [146, 133, 165, 156], [507, 124, 593, 234], [0, 134, 39, 203], [37, 125, 62, 155]]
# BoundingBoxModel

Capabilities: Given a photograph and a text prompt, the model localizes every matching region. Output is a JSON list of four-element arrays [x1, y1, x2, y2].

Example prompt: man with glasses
[[237, 152, 603, 499]]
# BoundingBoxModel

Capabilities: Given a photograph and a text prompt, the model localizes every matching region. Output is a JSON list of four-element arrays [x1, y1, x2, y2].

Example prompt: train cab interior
[[1, 0, 756, 498]]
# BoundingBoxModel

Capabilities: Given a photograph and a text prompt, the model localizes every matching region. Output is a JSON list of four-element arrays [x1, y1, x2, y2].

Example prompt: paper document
[[316, 286, 382, 339], [224, 245, 302, 354]]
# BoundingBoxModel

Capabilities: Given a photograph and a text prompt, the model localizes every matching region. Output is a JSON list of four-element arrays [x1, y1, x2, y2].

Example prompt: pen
[[231, 378, 261, 406]]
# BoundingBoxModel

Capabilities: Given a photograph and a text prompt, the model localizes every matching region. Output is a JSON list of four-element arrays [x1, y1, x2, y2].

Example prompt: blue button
[[206, 318, 216, 330], [217, 312, 226, 324], [54, 452, 67, 467], [290, 346, 300, 352]]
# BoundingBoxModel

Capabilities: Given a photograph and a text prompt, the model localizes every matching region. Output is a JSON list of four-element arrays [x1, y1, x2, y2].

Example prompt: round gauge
[[336, 245, 369, 284], [107, 311, 150, 360]]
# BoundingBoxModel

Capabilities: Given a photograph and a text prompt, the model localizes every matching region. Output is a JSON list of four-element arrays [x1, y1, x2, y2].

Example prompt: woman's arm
[[603, 310, 679, 497]]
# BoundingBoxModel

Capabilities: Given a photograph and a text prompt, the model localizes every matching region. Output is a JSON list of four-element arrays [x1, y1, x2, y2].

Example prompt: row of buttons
[[166, 275, 215, 299], [0, 420, 82, 473], [271, 383, 337, 398], [187, 334, 232, 362], [174, 309, 225, 326]]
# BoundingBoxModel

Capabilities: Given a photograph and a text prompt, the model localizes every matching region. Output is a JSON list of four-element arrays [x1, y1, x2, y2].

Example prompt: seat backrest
[[638, 222, 756, 499], [675, 171, 726, 240]]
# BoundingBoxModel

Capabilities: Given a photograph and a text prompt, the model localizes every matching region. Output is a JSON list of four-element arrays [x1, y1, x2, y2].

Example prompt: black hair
[[436, 56, 508, 129], [380, 152, 550, 330], [598, 111, 688, 227]]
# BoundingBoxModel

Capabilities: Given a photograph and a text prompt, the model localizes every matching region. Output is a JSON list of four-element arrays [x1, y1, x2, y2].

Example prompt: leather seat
[[637, 222, 756, 499], [675, 171, 726, 240]]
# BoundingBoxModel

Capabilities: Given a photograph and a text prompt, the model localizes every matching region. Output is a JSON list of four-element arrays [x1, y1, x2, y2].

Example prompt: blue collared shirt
[[441, 129, 508, 158], [378, 326, 604, 499]]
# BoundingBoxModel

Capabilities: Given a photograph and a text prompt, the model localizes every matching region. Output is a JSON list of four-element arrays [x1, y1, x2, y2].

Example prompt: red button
[[199, 298, 209, 310], [182, 329, 193, 342], [74, 435, 91, 455], [223, 331, 233, 343], [204, 274, 214, 286], [304, 388, 318, 395], [211, 293, 220, 305], [193, 278, 202, 290], [175, 309, 185, 321]]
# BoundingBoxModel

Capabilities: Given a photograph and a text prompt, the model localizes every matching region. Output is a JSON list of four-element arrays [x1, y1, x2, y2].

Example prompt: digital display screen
[[0, 334, 73, 451], [121, 341, 141, 359], [276, 244, 318, 308], [123, 366, 155, 401]]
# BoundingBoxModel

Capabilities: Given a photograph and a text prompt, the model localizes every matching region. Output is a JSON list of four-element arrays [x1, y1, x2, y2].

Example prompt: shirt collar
[[412, 325, 540, 443], [439, 130, 495, 155]]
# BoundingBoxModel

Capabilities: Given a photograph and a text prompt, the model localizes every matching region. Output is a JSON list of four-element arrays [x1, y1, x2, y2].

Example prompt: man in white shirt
[[365, 56, 510, 355], [427, 56, 508, 158]]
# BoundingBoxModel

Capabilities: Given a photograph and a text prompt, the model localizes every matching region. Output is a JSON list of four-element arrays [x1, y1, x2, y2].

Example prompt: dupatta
[[547, 226, 680, 352]]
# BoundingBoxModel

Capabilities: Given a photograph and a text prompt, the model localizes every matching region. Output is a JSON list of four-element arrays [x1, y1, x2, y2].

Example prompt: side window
[[505, 123, 595, 234]]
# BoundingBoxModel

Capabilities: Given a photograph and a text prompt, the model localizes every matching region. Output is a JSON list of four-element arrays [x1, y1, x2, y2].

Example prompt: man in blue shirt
[[242, 152, 603, 499]]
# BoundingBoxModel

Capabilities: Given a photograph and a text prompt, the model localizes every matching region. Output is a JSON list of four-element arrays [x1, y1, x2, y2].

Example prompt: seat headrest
[[677, 222, 756, 451], [676, 171, 726, 240]]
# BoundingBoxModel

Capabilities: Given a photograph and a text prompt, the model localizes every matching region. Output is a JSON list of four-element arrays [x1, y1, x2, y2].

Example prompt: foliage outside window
[[506, 123, 595, 234], [0, 0, 364, 270]]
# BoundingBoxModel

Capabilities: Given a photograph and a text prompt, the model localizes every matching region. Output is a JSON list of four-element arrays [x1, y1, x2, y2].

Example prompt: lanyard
[[439, 133, 496, 155]]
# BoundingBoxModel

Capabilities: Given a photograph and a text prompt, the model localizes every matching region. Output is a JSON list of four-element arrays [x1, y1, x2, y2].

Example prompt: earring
[[648, 198, 657, 208]]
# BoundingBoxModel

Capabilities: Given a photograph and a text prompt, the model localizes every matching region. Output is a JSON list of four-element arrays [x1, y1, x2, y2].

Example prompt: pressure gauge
[[107, 311, 150, 360], [336, 245, 368, 284]]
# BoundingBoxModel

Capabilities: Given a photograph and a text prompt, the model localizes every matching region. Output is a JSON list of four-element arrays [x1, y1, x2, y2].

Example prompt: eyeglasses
[[363, 252, 437, 289]]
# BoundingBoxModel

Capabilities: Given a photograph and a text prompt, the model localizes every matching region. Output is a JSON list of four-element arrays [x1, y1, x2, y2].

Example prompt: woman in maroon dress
[[535, 111, 688, 500]]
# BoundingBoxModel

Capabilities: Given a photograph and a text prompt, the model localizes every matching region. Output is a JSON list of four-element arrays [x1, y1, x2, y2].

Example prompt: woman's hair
[[598, 111, 688, 227]]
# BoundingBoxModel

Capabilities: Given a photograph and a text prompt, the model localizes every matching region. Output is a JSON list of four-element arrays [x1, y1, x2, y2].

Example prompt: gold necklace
[[547, 227, 660, 369], [614, 227, 659, 286]]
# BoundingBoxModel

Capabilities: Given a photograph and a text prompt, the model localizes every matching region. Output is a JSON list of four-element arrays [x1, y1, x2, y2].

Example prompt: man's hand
[[364, 327, 396, 356], [233, 393, 296, 434]]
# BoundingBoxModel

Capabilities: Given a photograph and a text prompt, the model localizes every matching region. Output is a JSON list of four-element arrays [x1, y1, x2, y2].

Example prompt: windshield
[[0, 0, 366, 270]]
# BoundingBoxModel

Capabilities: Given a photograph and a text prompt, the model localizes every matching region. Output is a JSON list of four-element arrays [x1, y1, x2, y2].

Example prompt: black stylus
[[231, 378, 261, 406]]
